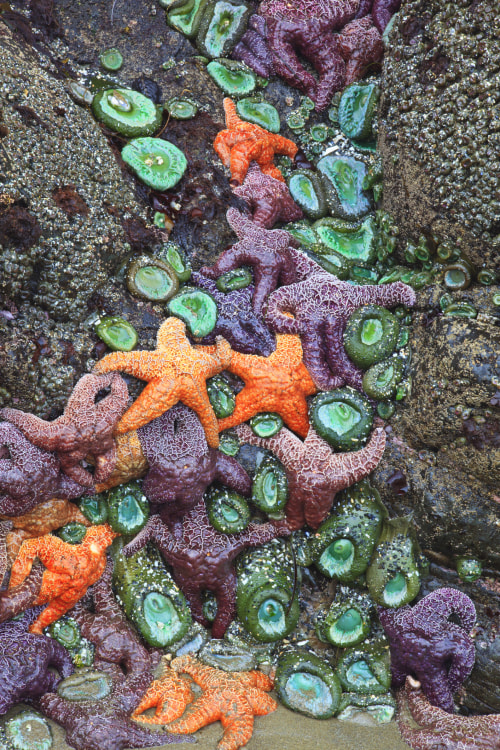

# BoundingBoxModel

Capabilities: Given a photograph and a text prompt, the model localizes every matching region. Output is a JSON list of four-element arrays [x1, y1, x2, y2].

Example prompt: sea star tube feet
[[378, 587, 476, 713], [0, 422, 85, 515], [235, 422, 386, 530], [122, 501, 290, 638], [93, 317, 232, 448], [397, 676, 500, 750], [0, 373, 129, 488], [264, 274, 415, 391], [137, 403, 251, 530]]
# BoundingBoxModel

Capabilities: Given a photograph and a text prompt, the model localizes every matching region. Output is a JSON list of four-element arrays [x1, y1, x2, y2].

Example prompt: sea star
[[259, 0, 360, 110], [232, 162, 303, 228], [338, 16, 384, 86], [0, 519, 10, 584], [93, 317, 232, 448], [167, 654, 277, 750], [378, 587, 477, 713], [264, 273, 416, 391], [123, 500, 290, 638], [231, 14, 273, 78], [9, 524, 119, 634], [0, 422, 84, 515], [201, 208, 321, 316], [214, 333, 317, 438], [137, 403, 252, 532], [355, 0, 402, 32], [0, 558, 44, 623], [132, 655, 195, 725], [39, 664, 191, 750], [235, 422, 386, 530], [1, 497, 90, 564], [191, 271, 276, 357], [397, 676, 500, 750], [0, 607, 73, 715], [71, 558, 152, 676], [94, 430, 148, 493], [0, 372, 129, 488], [213, 98, 298, 186]]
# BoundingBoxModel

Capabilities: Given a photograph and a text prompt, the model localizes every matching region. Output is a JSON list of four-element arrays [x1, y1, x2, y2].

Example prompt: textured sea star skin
[[123, 501, 290, 638], [259, 0, 360, 110], [0, 422, 84, 515], [138, 404, 251, 532], [132, 656, 195, 725], [0, 607, 73, 715], [214, 98, 298, 186], [1, 498, 90, 564], [167, 655, 277, 750], [94, 430, 148, 493], [9, 524, 119, 634], [1, 373, 129, 488], [39, 665, 191, 750], [0, 558, 45, 623], [231, 14, 273, 78], [265, 274, 416, 391], [0, 519, 11, 584], [191, 271, 276, 357], [201, 208, 317, 316], [338, 17, 384, 86], [215, 333, 317, 438], [235, 422, 386, 530], [71, 558, 152, 676], [397, 677, 500, 750], [378, 588, 477, 713], [355, 0, 402, 32], [232, 163, 303, 228], [93, 317, 232, 449]]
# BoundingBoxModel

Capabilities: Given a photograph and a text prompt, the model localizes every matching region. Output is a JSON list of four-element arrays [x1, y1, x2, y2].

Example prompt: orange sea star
[[93, 318, 232, 448], [133, 656, 195, 725], [214, 98, 298, 186], [211, 333, 317, 438], [1, 498, 91, 564], [9, 524, 119, 634], [167, 655, 277, 750], [94, 430, 148, 493]]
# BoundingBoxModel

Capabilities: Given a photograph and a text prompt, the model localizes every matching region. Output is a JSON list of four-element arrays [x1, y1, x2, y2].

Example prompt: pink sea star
[[232, 162, 303, 228], [235, 422, 386, 530], [264, 273, 416, 391]]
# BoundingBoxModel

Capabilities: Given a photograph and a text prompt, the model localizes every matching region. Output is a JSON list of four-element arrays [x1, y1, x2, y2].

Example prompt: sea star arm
[[325, 426, 386, 486], [229, 140, 267, 187], [201, 244, 262, 280], [413, 588, 476, 633], [324, 315, 364, 390], [213, 451, 252, 496], [93, 351, 163, 381], [213, 129, 243, 167], [8, 537, 39, 586], [300, 323, 347, 391], [0, 409, 64, 451], [264, 287, 304, 334], [245, 687, 277, 715], [0, 520, 11, 584], [234, 423, 303, 465], [0, 557, 44, 622], [372, 0, 401, 32], [115, 380, 180, 435], [122, 515, 171, 557], [167, 691, 224, 736]]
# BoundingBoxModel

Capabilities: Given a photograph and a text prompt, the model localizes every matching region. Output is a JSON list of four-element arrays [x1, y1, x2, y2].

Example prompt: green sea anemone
[[251, 453, 288, 519], [288, 171, 328, 220], [338, 83, 379, 141], [95, 316, 138, 352], [106, 481, 150, 536], [206, 486, 251, 533], [316, 587, 373, 648], [366, 515, 421, 608], [207, 58, 256, 96], [121, 137, 187, 190], [317, 155, 372, 220], [309, 387, 374, 451], [196, 0, 251, 59], [127, 255, 179, 303], [167, 286, 218, 337], [344, 305, 400, 369], [313, 216, 376, 264], [249, 412, 283, 438], [92, 88, 162, 137], [207, 375, 236, 418], [274, 650, 341, 719], [236, 97, 280, 132], [336, 640, 391, 695]]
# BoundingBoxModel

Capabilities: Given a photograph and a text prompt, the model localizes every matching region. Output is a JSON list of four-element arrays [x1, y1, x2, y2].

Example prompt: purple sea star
[[338, 16, 384, 86], [0, 558, 44, 623], [137, 403, 252, 533], [259, 0, 360, 110], [0, 373, 129, 488], [191, 270, 276, 356], [0, 606, 73, 715], [232, 162, 303, 228], [231, 14, 273, 78], [39, 664, 191, 750], [397, 676, 500, 750], [355, 0, 402, 32], [378, 587, 476, 713], [71, 558, 153, 677], [122, 500, 290, 638], [200, 208, 320, 316], [264, 273, 416, 391], [0, 422, 84, 515], [235, 422, 386, 530]]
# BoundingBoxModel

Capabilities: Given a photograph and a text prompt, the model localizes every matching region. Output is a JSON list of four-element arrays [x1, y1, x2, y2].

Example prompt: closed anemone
[[274, 650, 341, 719], [5, 711, 53, 750], [317, 588, 373, 647], [366, 515, 421, 608], [106, 480, 149, 535], [338, 83, 379, 141], [249, 412, 283, 438], [196, 0, 251, 59], [313, 216, 376, 263], [288, 171, 328, 219], [127, 255, 179, 303], [251, 453, 288, 518], [207, 375, 236, 418], [336, 641, 392, 695], [317, 155, 372, 220], [205, 487, 250, 533]]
